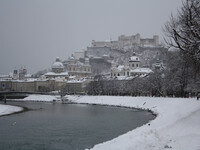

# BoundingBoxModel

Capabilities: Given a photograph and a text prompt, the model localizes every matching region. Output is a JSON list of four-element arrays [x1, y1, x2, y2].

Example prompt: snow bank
[[22, 94, 59, 102], [0, 104, 23, 116], [0, 94, 58, 116], [66, 95, 200, 150]]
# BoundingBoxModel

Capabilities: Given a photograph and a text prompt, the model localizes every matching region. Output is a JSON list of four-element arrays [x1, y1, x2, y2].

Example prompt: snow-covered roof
[[117, 65, 125, 71], [70, 56, 75, 60], [67, 78, 87, 83], [112, 65, 130, 72], [69, 76, 76, 79], [45, 72, 68, 76], [102, 54, 109, 57], [129, 53, 140, 62], [52, 62, 64, 69], [85, 58, 89, 62], [76, 61, 84, 66], [51, 57, 64, 69], [25, 74, 32, 78], [131, 67, 153, 74], [11, 78, 38, 82], [115, 76, 134, 80], [0, 75, 10, 78]]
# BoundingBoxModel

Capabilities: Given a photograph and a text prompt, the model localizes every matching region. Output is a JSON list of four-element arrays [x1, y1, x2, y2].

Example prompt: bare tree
[[163, 0, 200, 74], [163, 51, 190, 97]]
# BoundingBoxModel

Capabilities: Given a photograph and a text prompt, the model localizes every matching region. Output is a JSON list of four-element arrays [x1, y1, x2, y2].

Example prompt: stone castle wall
[[91, 34, 159, 48]]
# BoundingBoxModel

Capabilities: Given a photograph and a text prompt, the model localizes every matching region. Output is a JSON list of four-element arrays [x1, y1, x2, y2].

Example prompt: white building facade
[[111, 53, 153, 78], [45, 57, 68, 79]]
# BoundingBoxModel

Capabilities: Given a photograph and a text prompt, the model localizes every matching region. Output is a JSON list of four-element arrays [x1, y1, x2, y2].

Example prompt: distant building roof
[[131, 68, 153, 74], [129, 53, 140, 62], [45, 72, 68, 76], [52, 57, 64, 69]]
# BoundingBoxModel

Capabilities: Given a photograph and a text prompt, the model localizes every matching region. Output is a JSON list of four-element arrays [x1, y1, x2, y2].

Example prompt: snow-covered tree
[[164, 0, 200, 74]]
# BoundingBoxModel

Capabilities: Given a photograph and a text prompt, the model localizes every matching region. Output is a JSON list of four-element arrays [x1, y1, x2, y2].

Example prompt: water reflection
[[0, 102, 155, 150]]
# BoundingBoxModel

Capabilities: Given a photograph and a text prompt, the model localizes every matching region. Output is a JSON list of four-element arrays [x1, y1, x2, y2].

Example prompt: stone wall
[[91, 34, 159, 49]]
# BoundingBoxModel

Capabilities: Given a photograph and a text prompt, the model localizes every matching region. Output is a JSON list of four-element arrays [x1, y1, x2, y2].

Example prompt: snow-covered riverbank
[[66, 95, 200, 150], [0, 104, 23, 116], [1, 95, 200, 150]]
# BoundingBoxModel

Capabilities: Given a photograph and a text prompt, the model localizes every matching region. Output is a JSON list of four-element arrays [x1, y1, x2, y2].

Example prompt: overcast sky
[[0, 0, 183, 74]]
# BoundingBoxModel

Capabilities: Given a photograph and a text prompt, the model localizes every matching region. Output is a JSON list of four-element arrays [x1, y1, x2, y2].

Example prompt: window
[[127, 72, 129, 76], [136, 64, 138, 67], [132, 64, 134, 67], [118, 73, 120, 76]]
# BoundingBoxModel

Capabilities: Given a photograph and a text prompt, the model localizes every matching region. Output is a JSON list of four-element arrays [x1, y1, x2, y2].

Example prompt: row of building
[[0, 34, 165, 94], [0, 52, 163, 94]]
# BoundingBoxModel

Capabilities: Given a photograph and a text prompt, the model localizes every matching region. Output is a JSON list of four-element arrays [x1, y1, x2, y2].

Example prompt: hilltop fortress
[[91, 34, 159, 49], [0, 33, 167, 95]]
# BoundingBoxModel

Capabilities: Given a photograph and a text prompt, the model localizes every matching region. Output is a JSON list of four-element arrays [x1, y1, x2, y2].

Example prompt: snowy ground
[[0, 104, 23, 116], [0, 94, 59, 116], [1, 95, 200, 150], [66, 95, 200, 150], [22, 94, 60, 102]]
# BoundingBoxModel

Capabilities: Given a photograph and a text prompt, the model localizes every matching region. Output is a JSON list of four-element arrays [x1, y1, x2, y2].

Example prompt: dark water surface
[[0, 101, 155, 150]]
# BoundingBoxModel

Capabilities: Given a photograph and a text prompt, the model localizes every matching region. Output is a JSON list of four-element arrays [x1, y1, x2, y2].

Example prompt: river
[[0, 101, 155, 150]]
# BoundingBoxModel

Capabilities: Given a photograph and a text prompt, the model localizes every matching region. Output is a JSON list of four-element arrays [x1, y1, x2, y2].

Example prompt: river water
[[0, 102, 155, 150]]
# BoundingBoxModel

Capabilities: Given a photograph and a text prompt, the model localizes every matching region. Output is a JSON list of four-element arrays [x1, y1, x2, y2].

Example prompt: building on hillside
[[67, 57, 92, 78], [13, 70, 18, 80], [0, 67, 32, 81], [0, 75, 12, 81], [19, 68, 27, 80], [45, 57, 68, 79], [129, 52, 140, 69], [74, 51, 86, 60], [111, 53, 153, 78], [91, 34, 160, 49], [130, 67, 153, 76], [11, 80, 35, 92], [111, 65, 130, 77], [0, 78, 66, 93], [64, 79, 91, 95]]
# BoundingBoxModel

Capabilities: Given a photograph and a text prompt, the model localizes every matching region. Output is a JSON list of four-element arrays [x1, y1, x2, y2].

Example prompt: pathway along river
[[0, 102, 155, 150]]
